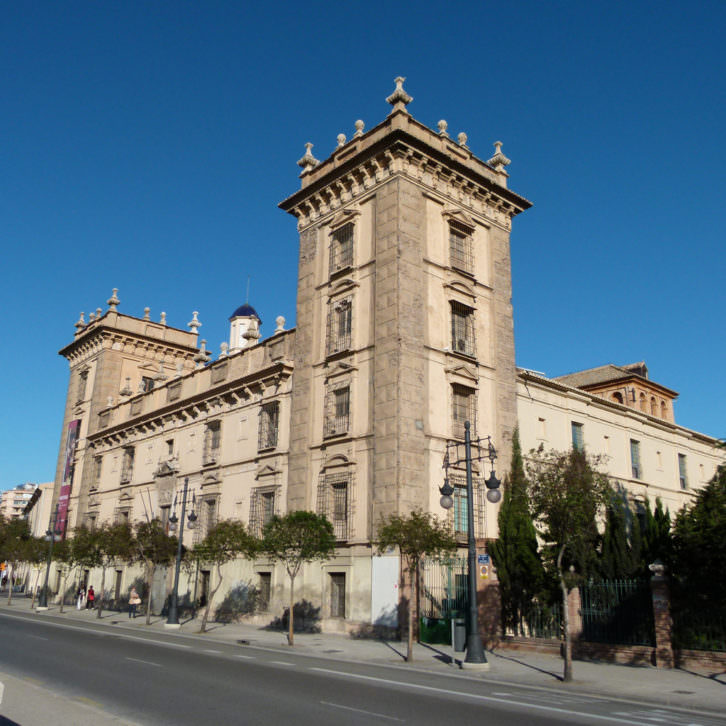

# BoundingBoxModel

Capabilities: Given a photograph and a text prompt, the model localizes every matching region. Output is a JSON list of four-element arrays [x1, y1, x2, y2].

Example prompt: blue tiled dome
[[229, 303, 260, 322]]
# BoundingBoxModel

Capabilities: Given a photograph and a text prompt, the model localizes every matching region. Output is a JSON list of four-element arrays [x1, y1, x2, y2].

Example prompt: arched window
[[639, 392, 647, 412], [660, 400, 667, 419], [650, 397, 657, 415], [612, 392, 623, 404]]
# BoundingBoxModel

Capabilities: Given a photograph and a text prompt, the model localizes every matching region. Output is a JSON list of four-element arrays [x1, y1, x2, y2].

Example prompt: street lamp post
[[165, 477, 197, 629], [440, 421, 501, 669], [36, 504, 61, 611]]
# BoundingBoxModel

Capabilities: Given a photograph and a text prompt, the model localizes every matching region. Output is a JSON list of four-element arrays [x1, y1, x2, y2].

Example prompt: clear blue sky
[[2, 1, 724, 490]]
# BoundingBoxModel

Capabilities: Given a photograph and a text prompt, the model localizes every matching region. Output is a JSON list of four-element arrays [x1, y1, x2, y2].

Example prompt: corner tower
[[279, 79, 531, 545]]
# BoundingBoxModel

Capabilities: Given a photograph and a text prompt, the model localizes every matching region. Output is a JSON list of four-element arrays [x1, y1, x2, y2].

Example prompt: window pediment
[[324, 362, 356, 382], [327, 278, 359, 297], [256, 463, 280, 479], [321, 453, 354, 470], [442, 207, 476, 231], [445, 364, 479, 385], [328, 207, 360, 232], [444, 280, 476, 301]]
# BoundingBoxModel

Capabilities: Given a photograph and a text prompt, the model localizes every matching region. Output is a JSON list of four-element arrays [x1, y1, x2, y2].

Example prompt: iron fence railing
[[672, 608, 726, 652], [580, 578, 655, 646]]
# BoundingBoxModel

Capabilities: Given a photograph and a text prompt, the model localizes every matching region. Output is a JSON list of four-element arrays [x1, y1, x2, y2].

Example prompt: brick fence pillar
[[649, 562, 674, 668], [477, 547, 501, 649], [567, 587, 583, 641]]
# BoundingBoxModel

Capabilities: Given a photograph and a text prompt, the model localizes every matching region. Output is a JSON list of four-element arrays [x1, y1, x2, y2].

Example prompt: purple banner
[[57, 419, 80, 536]]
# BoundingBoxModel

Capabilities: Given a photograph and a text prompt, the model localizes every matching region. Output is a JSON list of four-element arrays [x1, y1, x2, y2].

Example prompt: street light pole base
[[461, 660, 490, 671], [164, 622, 181, 630]]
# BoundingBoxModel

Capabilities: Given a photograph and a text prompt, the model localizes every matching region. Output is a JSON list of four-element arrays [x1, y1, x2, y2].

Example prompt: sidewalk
[[4, 596, 726, 717]]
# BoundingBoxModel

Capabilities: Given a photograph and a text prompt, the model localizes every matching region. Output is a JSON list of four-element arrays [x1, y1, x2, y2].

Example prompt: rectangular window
[[141, 376, 154, 393], [199, 498, 218, 539], [449, 474, 484, 539], [258, 402, 280, 450], [453, 483, 468, 536], [449, 223, 473, 274], [203, 421, 221, 465], [166, 439, 174, 457], [120, 447, 135, 483], [317, 472, 350, 540], [77, 370, 89, 402], [326, 297, 352, 355], [329, 223, 354, 275], [116, 508, 130, 525], [452, 385, 475, 440], [249, 488, 277, 537], [450, 302, 475, 357], [630, 439, 641, 479], [325, 386, 350, 436], [330, 573, 346, 618], [258, 573, 271, 611], [93, 455, 103, 485], [86, 513, 97, 531], [571, 422, 584, 452], [678, 454, 688, 490]]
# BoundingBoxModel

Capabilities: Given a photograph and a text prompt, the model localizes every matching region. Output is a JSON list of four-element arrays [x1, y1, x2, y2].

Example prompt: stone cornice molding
[[320, 453, 355, 469], [444, 280, 477, 302], [281, 131, 531, 233]]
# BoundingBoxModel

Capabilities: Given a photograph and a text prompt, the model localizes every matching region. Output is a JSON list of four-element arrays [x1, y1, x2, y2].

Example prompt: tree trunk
[[557, 545, 573, 682], [97, 566, 107, 618], [145, 562, 155, 625], [200, 564, 224, 633], [30, 567, 40, 609], [59, 567, 68, 613], [407, 567, 414, 662], [288, 574, 295, 646], [6, 564, 13, 606]]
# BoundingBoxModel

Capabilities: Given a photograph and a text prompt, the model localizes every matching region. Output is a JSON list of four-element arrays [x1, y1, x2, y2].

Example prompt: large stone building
[[49, 80, 724, 627]]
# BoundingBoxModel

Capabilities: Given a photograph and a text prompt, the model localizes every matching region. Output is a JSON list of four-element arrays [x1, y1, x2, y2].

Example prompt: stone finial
[[354, 120, 365, 138], [275, 315, 286, 334], [96, 307, 102, 319], [75, 312, 86, 330], [160, 312, 167, 326], [107, 288, 120, 311], [143, 307, 150, 321], [154, 362, 168, 382], [296, 142, 319, 174], [120, 377, 132, 396], [457, 132, 468, 149], [437, 120, 449, 138], [336, 133, 346, 148], [386, 76, 413, 113], [187, 311, 201, 335], [487, 140, 511, 172], [88, 312, 96, 323], [243, 318, 261, 342], [194, 339, 211, 367], [220, 341, 229, 358]]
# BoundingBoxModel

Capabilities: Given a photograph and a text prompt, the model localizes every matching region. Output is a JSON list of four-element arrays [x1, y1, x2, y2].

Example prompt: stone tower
[[279, 79, 531, 546], [53, 291, 200, 533]]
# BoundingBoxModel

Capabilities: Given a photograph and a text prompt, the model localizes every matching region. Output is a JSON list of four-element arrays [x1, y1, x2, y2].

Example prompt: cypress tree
[[490, 428, 544, 634]]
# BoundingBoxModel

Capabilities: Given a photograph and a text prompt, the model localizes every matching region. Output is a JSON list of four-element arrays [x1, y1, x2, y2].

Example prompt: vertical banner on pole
[[57, 419, 80, 536]]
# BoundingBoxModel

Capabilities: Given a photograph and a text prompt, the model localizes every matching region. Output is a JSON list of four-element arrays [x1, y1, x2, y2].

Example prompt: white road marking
[[27, 634, 48, 640], [321, 700, 404, 722], [235, 655, 255, 660], [204, 649, 222, 654], [120, 634, 191, 650], [271, 660, 294, 666], [126, 657, 161, 667], [0, 681, 4, 705], [310, 668, 674, 726]]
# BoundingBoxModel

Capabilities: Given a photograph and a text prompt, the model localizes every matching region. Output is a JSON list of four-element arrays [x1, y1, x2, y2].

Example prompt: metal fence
[[511, 602, 562, 640], [419, 557, 468, 619], [672, 608, 726, 652], [580, 578, 655, 646]]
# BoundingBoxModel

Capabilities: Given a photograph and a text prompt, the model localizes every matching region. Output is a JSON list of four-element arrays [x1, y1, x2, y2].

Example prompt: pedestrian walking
[[128, 587, 141, 618], [86, 585, 95, 609], [76, 585, 85, 610]]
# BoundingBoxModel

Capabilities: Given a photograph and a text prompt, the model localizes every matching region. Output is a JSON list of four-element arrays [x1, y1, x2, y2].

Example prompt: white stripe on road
[[271, 661, 294, 666], [27, 634, 48, 641], [204, 649, 222, 654], [309, 668, 669, 726], [321, 700, 404, 722], [126, 657, 161, 667], [0, 681, 4, 705], [235, 655, 255, 660], [119, 634, 191, 650]]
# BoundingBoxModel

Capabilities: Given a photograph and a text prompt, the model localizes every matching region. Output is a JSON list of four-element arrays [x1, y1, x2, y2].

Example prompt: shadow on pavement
[[0, 716, 20, 725], [490, 650, 564, 682]]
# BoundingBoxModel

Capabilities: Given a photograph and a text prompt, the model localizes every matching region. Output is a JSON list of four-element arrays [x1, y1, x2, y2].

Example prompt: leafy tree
[[52, 537, 76, 612], [598, 490, 639, 580], [527, 448, 610, 682], [133, 519, 178, 625], [0, 517, 32, 605], [489, 428, 545, 634], [192, 520, 257, 633], [670, 465, 726, 610], [376, 509, 456, 663], [640, 497, 671, 571], [262, 511, 336, 646]]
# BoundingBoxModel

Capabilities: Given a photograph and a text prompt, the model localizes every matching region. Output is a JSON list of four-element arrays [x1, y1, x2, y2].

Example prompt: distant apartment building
[[0, 483, 39, 520]]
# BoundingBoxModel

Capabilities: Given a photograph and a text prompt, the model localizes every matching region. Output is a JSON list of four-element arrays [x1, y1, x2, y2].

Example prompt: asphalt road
[[0, 611, 723, 726]]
